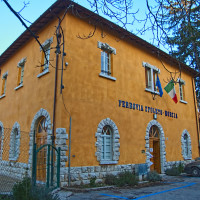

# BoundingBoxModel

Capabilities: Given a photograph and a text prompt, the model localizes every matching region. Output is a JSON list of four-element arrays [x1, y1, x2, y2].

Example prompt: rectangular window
[[17, 63, 25, 86], [143, 62, 159, 93], [38, 37, 53, 78], [41, 43, 50, 73], [179, 79, 186, 102], [101, 136, 112, 160], [101, 51, 111, 76], [98, 41, 116, 81], [1, 72, 8, 96]]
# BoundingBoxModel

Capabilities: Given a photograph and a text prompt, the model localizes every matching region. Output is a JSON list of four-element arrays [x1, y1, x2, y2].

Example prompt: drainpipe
[[192, 77, 200, 155], [51, 21, 61, 186]]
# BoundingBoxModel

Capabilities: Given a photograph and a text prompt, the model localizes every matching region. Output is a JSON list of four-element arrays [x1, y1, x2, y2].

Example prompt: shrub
[[0, 195, 13, 200], [12, 176, 58, 200], [104, 174, 117, 185], [116, 171, 138, 187], [12, 176, 32, 200], [89, 177, 97, 187], [146, 171, 162, 182], [165, 165, 181, 176], [177, 162, 184, 174]]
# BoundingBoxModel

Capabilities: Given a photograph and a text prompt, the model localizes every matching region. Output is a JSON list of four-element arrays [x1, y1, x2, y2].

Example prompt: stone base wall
[[165, 160, 191, 170], [0, 160, 30, 179], [61, 160, 193, 186], [0, 160, 193, 187], [60, 164, 135, 187]]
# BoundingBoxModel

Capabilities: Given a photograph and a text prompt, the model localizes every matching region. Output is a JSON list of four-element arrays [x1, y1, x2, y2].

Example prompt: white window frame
[[95, 118, 120, 165], [37, 37, 53, 78], [181, 130, 192, 160], [178, 78, 187, 104], [9, 122, 21, 161], [98, 41, 116, 81], [101, 126, 113, 161], [143, 62, 160, 94], [15, 57, 26, 90]]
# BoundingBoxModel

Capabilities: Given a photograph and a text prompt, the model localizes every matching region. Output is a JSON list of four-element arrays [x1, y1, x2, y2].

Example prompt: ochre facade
[[0, 0, 199, 186]]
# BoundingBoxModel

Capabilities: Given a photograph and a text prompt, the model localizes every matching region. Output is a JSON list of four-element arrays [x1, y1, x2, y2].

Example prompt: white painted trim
[[37, 69, 49, 78], [99, 72, 116, 81], [17, 57, 27, 67], [40, 37, 53, 51], [180, 100, 187, 104], [97, 41, 116, 54], [0, 94, 5, 99], [100, 161, 118, 165], [145, 88, 160, 95], [14, 84, 23, 91], [2, 71, 8, 79], [142, 62, 160, 73]]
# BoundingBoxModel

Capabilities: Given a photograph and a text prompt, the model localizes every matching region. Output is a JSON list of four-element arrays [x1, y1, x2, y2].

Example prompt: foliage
[[104, 174, 117, 185], [105, 171, 138, 187], [12, 176, 58, 200], [115, 171, 138, 187], [146, 171, 162, 182], [0, 195, 13, 200], [89, 177, 97, 187], [177, 162, 185, 174], [12, 176, 32, 200], [165, 164, 184, 176]]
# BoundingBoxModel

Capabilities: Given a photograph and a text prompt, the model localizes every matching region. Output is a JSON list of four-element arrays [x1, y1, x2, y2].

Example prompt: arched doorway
[[145, 120, 166, 174], [149, 125, 161, 173], [36, 116, 48, 182]]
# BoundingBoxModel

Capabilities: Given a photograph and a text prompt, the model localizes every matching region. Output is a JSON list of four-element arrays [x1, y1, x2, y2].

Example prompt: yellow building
[[0, 0, 199, 186]]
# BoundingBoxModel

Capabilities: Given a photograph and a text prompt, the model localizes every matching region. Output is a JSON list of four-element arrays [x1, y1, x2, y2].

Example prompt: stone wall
[[61, 164, 135, 187], [0, 160, 30, 179]]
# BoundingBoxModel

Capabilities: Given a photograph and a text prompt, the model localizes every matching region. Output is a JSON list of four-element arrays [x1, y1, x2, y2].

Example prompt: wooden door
[[36, 117, 47, 182], [149, 125, 161, 173], [153, 140, 161, 173]]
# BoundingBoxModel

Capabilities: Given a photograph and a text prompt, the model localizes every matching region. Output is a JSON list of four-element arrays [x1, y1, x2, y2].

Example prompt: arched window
[[184, 134, 189, 157], [36, 116, 48, 147], [9, 122, 21, 161], [181, 130, 192, 160], [101, 126, 113, 161], [12, 129, 19, 158], [95, 118, 120, 165], [149, 125, 159, 139]]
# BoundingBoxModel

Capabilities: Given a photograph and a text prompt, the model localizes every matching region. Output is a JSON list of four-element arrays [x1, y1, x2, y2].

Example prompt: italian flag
[[164, 80, 178, 103]]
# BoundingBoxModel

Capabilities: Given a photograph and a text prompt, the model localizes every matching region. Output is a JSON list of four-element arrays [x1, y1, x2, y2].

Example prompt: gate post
[[32, 143, 37, 186], [46, 145, 50, 188], [32, 130, 36, 186]]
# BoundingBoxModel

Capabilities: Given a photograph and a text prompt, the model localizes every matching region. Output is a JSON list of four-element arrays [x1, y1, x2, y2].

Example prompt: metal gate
[[32, 143, 60, 188]]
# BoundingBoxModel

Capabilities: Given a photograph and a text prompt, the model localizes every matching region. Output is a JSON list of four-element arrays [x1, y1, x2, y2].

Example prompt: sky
[[0, 0, 154, 55]]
